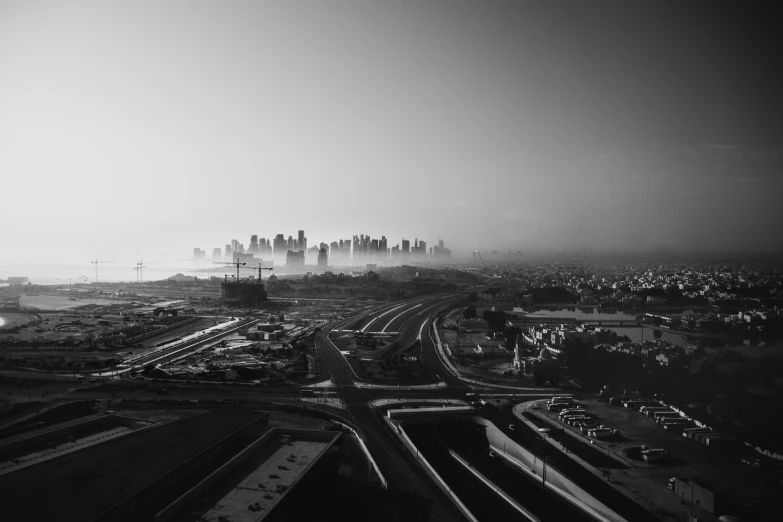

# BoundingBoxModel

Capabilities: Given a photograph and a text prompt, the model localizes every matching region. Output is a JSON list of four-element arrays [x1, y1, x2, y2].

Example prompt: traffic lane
[[362, 296, 440, 333], [350, 405, 470, 522], [419, 319, 465, 387], [337, 297, 434, 333], [378, 294, 459, 334]]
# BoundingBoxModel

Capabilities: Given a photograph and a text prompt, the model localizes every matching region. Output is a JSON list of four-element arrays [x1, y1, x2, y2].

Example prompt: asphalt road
[[13, 293, 639, 522], [315, 294, 474, 521]]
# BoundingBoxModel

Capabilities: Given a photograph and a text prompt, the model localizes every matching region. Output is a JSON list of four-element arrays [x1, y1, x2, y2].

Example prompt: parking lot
[[530, 396, 780, 521]]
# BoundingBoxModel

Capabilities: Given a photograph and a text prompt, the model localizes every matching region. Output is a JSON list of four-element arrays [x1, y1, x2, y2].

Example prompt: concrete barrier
[[386, 406, 473, 419], [431, 321, 461, 377], [396, 424, 479, 522], [456, 416, 629, 522], [449, 449, 540, 522], [330, 420, 387, 490]]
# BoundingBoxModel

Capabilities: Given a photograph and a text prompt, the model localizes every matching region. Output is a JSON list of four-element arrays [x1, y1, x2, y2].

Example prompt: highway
[[67, 293, 603, 521], [315, 294, 472, 521]]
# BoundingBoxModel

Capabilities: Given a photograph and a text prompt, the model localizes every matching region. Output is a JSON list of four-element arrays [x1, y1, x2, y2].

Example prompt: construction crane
[[91, 259, 106, 285], [214, 260, 247, 281], [245, 263, 273, 282], [134, 261, 147, 283]]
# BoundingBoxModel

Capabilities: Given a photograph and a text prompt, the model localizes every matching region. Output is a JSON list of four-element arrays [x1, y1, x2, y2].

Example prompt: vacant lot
[[0, 313, 34, 329], [20, 295, 126, 311]]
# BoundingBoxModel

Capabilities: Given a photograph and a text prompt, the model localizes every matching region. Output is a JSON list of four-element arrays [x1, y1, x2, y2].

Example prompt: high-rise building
[[286, 250, 305, 269], [433, 239, 452, 259], [401, 239, 410, 254], [317, 247, 328, 269], [212, 248, 222, 260], [225, 244, 233, 259], [298, 230, 306, 252], [193, 248, 206, 259], [273, 234, 287, 264]]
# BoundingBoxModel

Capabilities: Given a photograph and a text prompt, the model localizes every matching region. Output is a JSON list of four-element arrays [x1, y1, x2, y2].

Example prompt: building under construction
[[220, 277, 268, 308]]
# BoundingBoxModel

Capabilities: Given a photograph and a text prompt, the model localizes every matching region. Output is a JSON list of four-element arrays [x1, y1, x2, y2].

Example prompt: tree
[[482, 310, 507, 331], [466, 292, 479, 303], [463, 306, 477, 319], [504, 326, 521, 351]]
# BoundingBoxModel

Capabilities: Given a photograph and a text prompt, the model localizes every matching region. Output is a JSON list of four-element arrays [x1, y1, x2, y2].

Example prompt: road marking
[[381, 304, 422, 332], [362, 303, 410, 332]]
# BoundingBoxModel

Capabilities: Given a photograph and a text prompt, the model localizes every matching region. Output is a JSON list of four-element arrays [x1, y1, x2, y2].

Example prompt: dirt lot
[[0, 313, 35, 329], [534, 397, 781, 520]]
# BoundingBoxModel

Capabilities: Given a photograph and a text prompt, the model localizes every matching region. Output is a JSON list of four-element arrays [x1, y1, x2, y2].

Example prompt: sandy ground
[[0, 313, 34, 329], [20, 295, 126, 310]]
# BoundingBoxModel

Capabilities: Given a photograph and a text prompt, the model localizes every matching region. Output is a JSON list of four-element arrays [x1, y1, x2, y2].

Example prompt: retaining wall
[[453, 416, 629, 522], [395, 422, 479, 522]]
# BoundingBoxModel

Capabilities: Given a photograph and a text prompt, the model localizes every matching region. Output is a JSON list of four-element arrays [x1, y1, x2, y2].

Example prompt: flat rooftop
[[203, 435, 331, 521], [2, 409, 267, 522]]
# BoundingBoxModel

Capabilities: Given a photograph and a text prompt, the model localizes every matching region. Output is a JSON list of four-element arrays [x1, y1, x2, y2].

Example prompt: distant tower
[[317, 247, 328, 269]]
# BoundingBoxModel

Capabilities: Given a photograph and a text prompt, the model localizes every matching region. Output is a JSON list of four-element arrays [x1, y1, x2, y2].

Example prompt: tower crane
[[91, 259, 106, 285], [214, 260, 247, 281], [245, 264, 274, 282], [134, 261, 147, 283]]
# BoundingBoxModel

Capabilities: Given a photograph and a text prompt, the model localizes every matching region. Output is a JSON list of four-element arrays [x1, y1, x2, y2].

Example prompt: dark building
[[221, 278, 268, 307], [318, 247, 328, 269]]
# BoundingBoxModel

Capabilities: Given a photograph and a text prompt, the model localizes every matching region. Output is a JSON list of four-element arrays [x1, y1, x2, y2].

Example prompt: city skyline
[[194, 230, 452, 271], [2, 1, 782, 264]]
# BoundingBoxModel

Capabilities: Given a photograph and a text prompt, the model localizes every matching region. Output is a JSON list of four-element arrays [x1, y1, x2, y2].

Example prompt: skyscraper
[[298, 230, 306, 252], [317, 247, 328, 269]]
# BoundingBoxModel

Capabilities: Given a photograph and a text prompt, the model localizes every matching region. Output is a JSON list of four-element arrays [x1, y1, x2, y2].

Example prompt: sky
[[1, 0, 781, 267]]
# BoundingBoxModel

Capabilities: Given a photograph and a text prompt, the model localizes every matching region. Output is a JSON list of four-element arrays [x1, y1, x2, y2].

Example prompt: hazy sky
[[2, 0, 781, 262]]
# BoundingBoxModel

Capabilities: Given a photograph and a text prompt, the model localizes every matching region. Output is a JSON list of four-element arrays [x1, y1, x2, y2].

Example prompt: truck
[[579, 421, 600, 433], [695, 431, 723, 444], [589, 427, 615, 439], [662, 419, 691, 430], [704, 436, 741, 450], [653, 411, 680, 423], [640, 405, 667, 416], [558, 408, 586, 418], [641, 448, 667, 462], [683, 427, 712, 439]]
